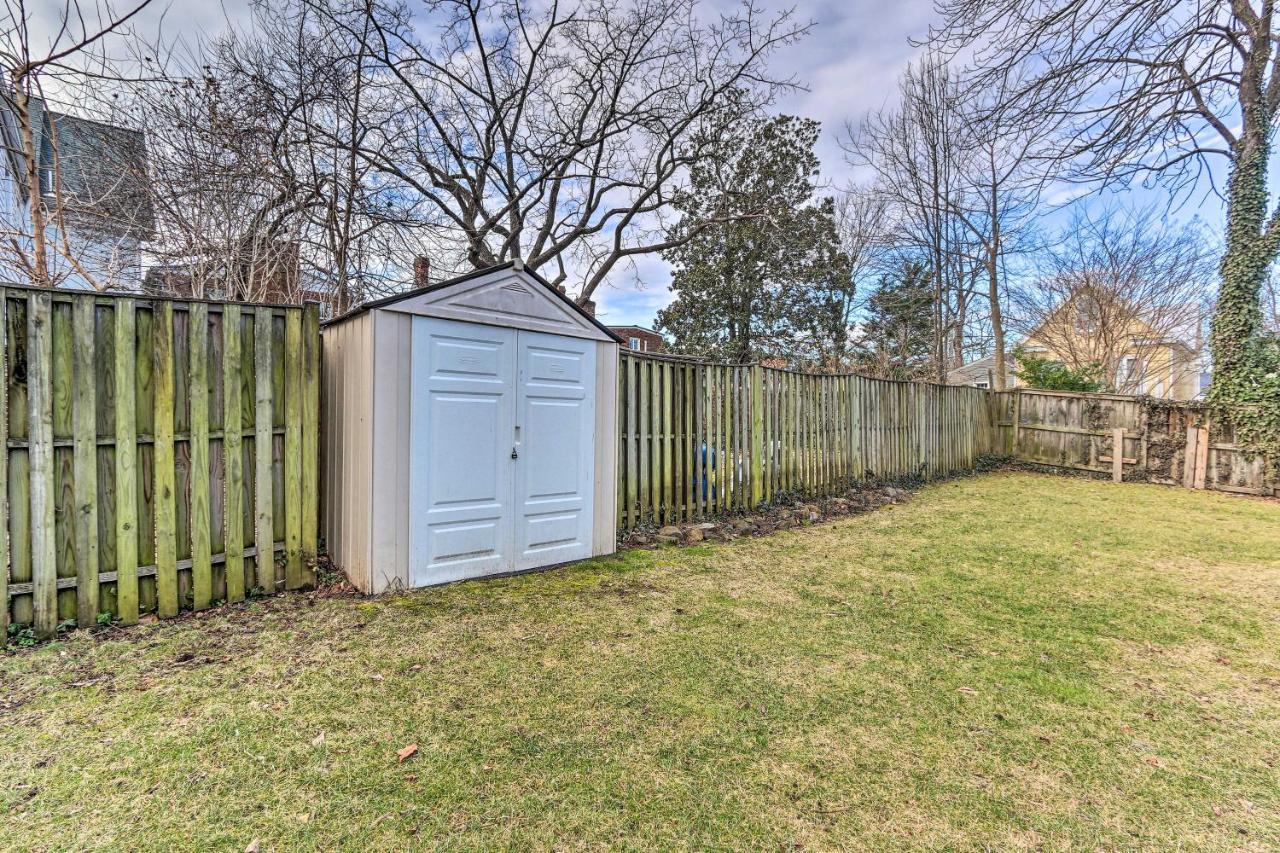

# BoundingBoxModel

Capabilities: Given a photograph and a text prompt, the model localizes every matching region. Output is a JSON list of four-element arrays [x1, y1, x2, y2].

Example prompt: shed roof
[[324, 261, 623, 344]]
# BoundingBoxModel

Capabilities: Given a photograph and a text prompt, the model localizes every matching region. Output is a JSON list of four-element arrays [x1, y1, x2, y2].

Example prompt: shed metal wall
[[367, 309, 413, 593], [320, 311, 374, 590]]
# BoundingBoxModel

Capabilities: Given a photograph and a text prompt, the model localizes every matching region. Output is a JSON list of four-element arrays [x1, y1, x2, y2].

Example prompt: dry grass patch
[[2, 472, 1279, 850]]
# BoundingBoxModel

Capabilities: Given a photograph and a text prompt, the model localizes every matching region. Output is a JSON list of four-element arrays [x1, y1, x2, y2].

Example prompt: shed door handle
[[511, 447, 519, 460]]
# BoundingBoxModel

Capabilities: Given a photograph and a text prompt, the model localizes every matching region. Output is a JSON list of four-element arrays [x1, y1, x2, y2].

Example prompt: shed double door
[[408, 316, 597, 586]]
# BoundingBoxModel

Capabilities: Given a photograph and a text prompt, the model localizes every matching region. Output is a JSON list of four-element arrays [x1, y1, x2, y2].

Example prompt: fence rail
[[616, 353, 996, 532], [992, 388, 1277, 496], [1, 287, 320, 639]]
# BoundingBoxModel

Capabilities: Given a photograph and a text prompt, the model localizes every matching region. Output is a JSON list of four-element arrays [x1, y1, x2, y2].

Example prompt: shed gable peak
[[380, 267, 614, 343]]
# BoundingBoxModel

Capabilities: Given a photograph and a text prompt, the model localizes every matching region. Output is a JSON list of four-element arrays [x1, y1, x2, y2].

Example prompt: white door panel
[[409, 317, 516, 585], [409, 319, 597, 585], [514, 332, 596, 571]]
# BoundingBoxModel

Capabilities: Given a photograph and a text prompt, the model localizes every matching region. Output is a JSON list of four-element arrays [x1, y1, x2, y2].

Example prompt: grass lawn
[[3, 472, 1279, 850]]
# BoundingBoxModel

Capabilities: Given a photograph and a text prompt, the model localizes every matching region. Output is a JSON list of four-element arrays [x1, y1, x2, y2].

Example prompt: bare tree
[[927, 0, 1280, 394], [132, 0, 434, 310], [844, 56, 979, 383], [0, 0, 154, 289], [1010, 207, 1214, 394], [844, 55, 1057, 389], [300, 0, 808, 304]]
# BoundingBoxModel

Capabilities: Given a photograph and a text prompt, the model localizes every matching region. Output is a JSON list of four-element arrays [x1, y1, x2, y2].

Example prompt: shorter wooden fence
[[1, 287, 321, 639], [991, 388, 1277, 496], [617, 353, 996, 531]]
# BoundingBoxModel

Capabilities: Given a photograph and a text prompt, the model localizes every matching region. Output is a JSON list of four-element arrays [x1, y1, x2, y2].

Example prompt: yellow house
[[949, 292, 1203, 399]]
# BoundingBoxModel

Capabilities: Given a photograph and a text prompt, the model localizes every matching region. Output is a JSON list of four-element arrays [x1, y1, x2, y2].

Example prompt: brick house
[[609, 325, 666, 353]]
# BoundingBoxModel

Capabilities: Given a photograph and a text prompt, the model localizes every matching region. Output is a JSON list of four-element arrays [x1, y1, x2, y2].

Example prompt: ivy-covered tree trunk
[[1210, 133, 1270, 392]]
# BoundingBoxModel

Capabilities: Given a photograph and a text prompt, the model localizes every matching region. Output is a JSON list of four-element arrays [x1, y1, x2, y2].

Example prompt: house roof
[[324, 260, 624, 343], [1, 95, 153, 237], [947, 353, 1015, 383], [1021, 290, 1202, 355]]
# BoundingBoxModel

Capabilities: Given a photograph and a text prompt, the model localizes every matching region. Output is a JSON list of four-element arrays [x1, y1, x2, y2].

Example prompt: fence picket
[[253, 307, 275, 593], [189, 303, 212, 609], [223, 305, 245, 603], [71, 296, 99, 626], [613, 354, 1005, 537], [284, 310, 304, 589]]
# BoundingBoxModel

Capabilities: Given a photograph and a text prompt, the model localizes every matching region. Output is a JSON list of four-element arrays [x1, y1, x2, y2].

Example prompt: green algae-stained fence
[[616, 352, 996, 531], [0, 287, 320, 639]]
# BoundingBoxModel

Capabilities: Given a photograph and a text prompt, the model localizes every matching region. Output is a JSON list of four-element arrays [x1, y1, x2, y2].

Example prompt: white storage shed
[[321, 262, 621, 593]]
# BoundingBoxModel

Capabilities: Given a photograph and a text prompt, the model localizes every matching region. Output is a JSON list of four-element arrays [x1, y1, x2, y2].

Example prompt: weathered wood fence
[[0, 287, 321, 639], [617, 353, 996, 531], [991, 388, 1277, 496]]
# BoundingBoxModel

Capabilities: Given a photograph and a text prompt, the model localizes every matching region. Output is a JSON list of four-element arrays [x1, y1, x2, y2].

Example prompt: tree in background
[[853, 260, 936, 380], [655, 115, 852, 366], [299, 0, 808, 305], [844, 58, 973, 383], [844, 54, 1054, 389], [928, 0, 1280, 419], [133, 0, 424, 310]]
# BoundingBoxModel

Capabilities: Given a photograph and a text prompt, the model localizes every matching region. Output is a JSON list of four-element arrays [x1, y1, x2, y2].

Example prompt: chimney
[[413, 256, 431, 288], [581, 298, 596, 317]]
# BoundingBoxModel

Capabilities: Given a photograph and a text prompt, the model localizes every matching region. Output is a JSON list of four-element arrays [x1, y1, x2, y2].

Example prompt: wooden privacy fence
[[991, 388, 1278, 496], [617, 352, 996, 531], [0, 287, 321, 639]]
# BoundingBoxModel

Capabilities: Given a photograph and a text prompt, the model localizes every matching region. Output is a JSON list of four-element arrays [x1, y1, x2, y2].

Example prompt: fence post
[[1112, 428, 1125, 483], [750, 363, 764, 508], [28, 292, 56, 639]]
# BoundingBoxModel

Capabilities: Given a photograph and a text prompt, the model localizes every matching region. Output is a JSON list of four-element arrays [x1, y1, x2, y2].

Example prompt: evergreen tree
[[655, 116, 853, 366], [854, 261, 936, 380]]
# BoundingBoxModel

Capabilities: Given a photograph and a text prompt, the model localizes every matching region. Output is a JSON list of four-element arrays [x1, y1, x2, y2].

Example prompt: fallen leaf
[[397, 744, 418, 763], [957, 687, 977, 696], [311, 731, 325, 747], [1142, 755, 1163, 767], [1212, 805, 1224, 817], [245, 841, 260, 853], [369, 673, 385, 682]]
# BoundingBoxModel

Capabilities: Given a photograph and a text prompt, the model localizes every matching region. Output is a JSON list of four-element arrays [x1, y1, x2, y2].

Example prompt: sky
[[40, 0, 1227, 327]]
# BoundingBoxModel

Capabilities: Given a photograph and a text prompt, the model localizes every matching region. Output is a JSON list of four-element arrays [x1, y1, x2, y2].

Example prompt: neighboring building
[[610, 325, 666, 353], [949, 294, 1203, 399], [946, 354, 1019, 390], [0, 96, 152, 289]]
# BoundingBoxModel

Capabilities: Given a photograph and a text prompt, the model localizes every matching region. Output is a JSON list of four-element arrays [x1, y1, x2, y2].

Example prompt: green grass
[[3, 472, 1279, 850]]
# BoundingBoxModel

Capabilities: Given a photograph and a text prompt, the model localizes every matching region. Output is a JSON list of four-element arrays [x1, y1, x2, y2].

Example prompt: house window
[[974, 381, 989, 389], [629, 337, 642, 351], [1120, 355, 1140, 390]]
